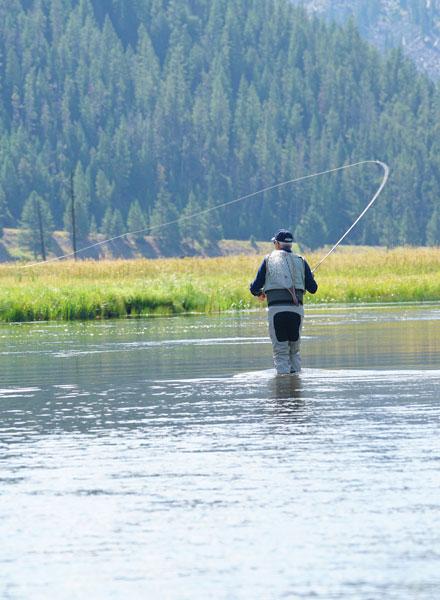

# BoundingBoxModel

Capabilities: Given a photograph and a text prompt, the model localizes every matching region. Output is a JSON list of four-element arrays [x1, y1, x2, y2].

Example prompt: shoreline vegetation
[[0, 247, 439, 323]]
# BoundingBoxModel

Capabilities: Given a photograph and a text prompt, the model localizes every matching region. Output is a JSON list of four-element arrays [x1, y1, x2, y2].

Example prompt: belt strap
[[268, 299, 303, 307]]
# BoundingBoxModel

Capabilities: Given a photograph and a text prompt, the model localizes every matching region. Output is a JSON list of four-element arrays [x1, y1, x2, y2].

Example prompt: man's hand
[[258, 292, 266, 302]]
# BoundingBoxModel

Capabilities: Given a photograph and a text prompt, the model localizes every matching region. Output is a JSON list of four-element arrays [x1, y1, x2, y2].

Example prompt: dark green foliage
[[0, 186, 8, 238], [101, 207, 125, 238], [426, 206, 440, 246], [101, 208, 114, 238], [127, 200, 147, 240], [63, 163, 91, 242], [1, 0, 439, 251], [111, 209, 125, 237], [180, 192, 204, 244], [19, 191, 54, 258], [150, 186, 181, 249]]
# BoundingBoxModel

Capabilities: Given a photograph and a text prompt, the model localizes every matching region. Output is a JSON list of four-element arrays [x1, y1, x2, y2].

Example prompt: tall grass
[[0, 247, 439, 322]]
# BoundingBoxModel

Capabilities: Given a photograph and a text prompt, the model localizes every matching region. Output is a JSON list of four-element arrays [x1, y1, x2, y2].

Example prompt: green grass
[[0, 247, 439, 322]]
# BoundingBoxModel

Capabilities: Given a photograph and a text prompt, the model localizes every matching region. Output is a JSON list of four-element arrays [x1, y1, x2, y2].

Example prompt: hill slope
[[291, 0, 440, 79], [0, 0, 440, 258]]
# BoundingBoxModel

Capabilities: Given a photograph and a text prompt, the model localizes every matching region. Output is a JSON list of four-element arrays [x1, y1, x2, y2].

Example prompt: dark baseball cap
[[271, 229, 293, 243]]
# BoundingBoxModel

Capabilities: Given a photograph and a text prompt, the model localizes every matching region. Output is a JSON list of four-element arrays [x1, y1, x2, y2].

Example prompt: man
[[250, 229, 318, 375]]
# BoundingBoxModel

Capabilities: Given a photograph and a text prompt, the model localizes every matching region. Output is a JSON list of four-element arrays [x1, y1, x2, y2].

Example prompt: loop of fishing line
[[17, 159, 389, 270], [311, 160, 389, 272]]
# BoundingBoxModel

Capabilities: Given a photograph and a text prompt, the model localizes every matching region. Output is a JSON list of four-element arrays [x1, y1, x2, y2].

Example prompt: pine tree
[[150, 186, 181, 249], [111, 209, 125, 237], [101, 208, 114, 238], [179, 192, 202, 243], [426, 206, 440, 246], [201, 197, 223, 246], [133, 25, 160, 114], [0, 186, 8, 238], [63, 162, 91, 242], [127, 200, 146, 241], [295, 200, 328, 250], [89, 215, 98, 236], [19, 192, 54, 259], [95, 170, 115, 207]]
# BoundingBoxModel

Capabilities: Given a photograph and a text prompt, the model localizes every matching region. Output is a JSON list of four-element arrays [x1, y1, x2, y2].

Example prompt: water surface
[[1, 305, 440, 599]]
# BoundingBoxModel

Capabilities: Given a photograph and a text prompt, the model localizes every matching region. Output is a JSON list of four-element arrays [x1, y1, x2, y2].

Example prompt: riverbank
[[0, 247, 439, 322], [0, 228, 273, 261]]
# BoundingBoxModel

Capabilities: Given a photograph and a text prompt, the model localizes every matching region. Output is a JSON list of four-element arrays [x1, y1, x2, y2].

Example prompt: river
[[1, 304, 440, 599]]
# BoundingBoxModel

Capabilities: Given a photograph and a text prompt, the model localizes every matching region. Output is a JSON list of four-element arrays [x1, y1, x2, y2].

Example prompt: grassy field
[[0, 247, 439, 322]]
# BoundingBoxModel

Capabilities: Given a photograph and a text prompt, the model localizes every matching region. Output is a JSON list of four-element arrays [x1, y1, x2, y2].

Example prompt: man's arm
[[304, 260, 318, 294], [250, 259, 267, 296]]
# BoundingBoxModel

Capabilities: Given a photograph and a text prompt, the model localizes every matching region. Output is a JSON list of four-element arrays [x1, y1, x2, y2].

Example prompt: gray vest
[[263, 250, 306, 292]]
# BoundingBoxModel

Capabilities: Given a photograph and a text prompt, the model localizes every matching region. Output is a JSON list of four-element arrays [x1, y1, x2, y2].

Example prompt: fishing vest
[[263, 250, 306, 292]]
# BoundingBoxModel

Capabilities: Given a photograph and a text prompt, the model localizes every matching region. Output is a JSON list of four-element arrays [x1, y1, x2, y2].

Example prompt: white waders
[[268, 304, 304, 374]]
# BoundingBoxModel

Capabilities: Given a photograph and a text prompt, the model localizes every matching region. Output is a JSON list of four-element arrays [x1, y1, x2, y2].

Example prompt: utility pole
[[35, 197, 46, 261], [70, 171, 77, 260]]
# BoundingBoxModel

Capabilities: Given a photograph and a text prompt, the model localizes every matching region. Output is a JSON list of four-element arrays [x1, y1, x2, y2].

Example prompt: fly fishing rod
[[18, 159, 389, 269]]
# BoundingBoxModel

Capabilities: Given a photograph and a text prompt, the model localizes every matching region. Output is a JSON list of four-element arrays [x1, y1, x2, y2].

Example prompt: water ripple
[[1, 307, 440, 598]]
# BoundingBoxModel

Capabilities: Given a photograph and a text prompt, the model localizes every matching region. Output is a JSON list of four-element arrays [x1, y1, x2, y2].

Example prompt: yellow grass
[[0, 247, 439, 321]]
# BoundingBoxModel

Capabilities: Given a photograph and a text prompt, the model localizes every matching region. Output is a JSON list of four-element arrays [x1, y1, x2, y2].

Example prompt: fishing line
[[312, 160, 389, 272], [18, 159, 389, 269]]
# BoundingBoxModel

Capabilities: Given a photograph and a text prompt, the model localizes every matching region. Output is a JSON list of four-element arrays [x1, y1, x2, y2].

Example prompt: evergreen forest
[[1, 0, 440, 254]]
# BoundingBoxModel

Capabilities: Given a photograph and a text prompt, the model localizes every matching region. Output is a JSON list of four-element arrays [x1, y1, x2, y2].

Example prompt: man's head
[[271, 229, 293, 250]]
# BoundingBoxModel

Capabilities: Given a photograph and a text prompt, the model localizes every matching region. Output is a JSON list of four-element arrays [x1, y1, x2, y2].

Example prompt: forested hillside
[[290, 0, 440, 79], [0, 0, 440, 257]]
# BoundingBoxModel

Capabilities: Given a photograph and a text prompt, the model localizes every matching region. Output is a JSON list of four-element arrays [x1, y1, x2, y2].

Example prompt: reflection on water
[[270, 373, 303, 401], [1, 305, 440, 599]]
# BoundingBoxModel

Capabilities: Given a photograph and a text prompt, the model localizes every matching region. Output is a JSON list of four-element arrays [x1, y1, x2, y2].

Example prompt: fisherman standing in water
[[250, 229, 318, 375]]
